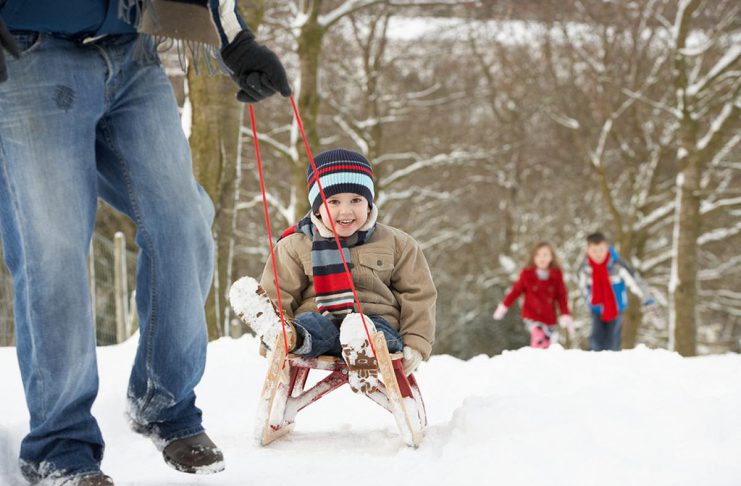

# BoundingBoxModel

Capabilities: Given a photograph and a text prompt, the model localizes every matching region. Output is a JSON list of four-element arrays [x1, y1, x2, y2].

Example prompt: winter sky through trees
[[1, 0, 738, 357]]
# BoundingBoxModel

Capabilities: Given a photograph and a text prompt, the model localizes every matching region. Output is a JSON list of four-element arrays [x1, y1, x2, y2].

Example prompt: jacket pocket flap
[[359, 253, 394, 272]]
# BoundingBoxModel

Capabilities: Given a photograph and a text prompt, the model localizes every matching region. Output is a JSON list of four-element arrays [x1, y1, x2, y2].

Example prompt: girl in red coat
[[493, 242, 574, 348]]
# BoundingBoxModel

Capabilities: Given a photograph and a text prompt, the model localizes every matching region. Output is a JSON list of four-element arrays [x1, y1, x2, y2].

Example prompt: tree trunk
[[670, 159, 700, 356], [293, 1, 325, 220], [186, 3, 266, 340], [187, 68, 243, 340], [619, 233, 647, 349], [622, 293, 642, 349], [668, 0, 701, 357]]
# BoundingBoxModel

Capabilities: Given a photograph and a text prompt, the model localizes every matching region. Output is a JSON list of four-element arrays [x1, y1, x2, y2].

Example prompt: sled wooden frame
[[255, 332, 427, 448]]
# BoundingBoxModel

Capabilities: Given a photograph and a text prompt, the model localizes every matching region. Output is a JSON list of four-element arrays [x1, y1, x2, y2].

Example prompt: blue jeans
[[293, 313, 403, 358], [589, 311, 623, 351], [0, 33, 215, 480]]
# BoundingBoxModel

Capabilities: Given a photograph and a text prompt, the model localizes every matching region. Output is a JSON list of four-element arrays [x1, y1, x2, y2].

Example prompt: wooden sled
[[255, 332, 427, 448]]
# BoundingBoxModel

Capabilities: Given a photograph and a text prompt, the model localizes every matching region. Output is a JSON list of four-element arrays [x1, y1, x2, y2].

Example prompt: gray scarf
[[119, 0, 223, 69]]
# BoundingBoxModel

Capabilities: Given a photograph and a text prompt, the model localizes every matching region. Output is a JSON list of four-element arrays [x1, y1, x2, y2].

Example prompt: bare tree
[[665, 0, 740, 355]]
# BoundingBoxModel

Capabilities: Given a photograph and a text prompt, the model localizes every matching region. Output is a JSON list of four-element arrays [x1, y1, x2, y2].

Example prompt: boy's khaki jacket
[[260, 223, 437, 359]]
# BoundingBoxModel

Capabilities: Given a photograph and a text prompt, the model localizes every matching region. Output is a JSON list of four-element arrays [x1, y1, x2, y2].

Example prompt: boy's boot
[[162, 432, 225, 474], [229, 276, 296, 351], [339, 314, 379, 394]]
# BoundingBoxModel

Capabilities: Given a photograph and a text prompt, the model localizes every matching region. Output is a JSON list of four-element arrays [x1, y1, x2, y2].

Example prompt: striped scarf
[[279, 208, 377, 320]]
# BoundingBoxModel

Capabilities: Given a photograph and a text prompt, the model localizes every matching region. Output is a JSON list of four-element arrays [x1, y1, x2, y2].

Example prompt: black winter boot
[[162, 432, 225, 474]]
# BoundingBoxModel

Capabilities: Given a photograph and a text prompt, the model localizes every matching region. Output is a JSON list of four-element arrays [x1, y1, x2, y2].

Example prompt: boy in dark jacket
[[577, 232, 654, 351]]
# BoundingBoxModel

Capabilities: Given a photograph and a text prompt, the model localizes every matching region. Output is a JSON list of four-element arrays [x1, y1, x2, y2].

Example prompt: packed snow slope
[[1, 336, 739, 486]]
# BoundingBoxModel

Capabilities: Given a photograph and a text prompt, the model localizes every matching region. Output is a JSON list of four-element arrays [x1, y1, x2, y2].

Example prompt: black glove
[[0, 16, 21, 83], [221, 30, 291, 103]]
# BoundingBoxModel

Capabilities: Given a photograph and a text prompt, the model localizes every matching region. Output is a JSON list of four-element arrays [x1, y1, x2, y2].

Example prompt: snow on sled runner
[[253, 330, 427, 448]]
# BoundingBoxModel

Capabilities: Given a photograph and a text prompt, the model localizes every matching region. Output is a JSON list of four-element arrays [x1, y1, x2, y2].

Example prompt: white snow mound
[[1, 337, 739, 486]]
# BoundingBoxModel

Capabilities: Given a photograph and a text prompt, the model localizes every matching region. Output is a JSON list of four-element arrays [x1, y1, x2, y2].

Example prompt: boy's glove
[[559, 314, 576, 337], [221, 30, 291, 103], [492, 303, 508, 321], [402, 346, 423, 376], [1, 16, 21, 83]]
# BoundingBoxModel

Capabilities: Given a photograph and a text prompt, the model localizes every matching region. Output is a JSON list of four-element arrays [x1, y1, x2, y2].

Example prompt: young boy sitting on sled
[[230, 148, 436, 393]]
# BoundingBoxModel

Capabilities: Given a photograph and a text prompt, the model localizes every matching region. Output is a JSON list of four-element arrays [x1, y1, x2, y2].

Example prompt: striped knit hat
[[307, 149, 375, 212]]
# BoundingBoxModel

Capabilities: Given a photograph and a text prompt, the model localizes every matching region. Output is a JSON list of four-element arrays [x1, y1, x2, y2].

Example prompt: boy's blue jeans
[[589, 311, 623, 351], [293, 312, 403, 358], [0, 33, 215, 480]]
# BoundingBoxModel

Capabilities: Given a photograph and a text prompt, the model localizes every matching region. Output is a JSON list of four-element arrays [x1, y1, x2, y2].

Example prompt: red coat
[[502, 267, 570, 326]]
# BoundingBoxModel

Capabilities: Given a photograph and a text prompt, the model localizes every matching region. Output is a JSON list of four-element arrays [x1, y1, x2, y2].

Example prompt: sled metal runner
[[255, 333, 427, 448]]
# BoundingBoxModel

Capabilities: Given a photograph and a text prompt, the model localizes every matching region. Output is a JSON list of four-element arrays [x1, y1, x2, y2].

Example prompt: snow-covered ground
[[1, 337, 739, 486]]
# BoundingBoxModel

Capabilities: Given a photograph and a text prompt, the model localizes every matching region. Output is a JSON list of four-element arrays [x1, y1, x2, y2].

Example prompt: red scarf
[[588, 255, 618, 321]]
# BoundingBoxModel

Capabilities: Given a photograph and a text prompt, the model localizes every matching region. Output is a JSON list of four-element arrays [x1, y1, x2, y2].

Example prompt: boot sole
[[163, 454, 226, 475]]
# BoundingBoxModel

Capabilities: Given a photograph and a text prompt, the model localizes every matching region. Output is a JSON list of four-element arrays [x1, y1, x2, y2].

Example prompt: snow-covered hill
[[1, 337, 739, 486]]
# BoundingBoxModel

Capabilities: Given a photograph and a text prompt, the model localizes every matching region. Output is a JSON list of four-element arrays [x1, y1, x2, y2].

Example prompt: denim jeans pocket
[[11, 31, 43, 55]]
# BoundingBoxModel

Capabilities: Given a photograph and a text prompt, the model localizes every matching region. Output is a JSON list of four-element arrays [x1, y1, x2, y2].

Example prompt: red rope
[[288, 96, 378, 359], [248, 104, 290, 360], [247, 99, 379, 361]]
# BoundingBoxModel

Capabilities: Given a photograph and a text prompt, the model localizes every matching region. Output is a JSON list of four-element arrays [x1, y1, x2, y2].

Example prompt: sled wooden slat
[[255, 334, 291, 446], [372, 332, 424, 447], [253, 333, 427, 447]]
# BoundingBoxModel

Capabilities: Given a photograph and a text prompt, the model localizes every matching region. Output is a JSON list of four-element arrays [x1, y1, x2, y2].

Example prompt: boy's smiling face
[[318, 192, 370, 237]]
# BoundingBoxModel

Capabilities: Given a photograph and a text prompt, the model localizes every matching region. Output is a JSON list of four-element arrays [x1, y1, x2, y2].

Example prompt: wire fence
[[0, 232, 137, 347]]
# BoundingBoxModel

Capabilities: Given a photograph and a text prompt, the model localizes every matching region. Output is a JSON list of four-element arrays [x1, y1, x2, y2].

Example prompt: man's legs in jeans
[[292, 313, 403, 358], [91, 36, 215, 444], [0, 33, 107, 480], [0, 33, 215, 480]]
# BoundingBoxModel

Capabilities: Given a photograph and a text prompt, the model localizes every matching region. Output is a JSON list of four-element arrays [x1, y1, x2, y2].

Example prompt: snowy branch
[[697, 221, 741, 246], [643, 220, 741, 272], [235, 191, 294, 227], [621, 88, 682, 119], [331, 114, 370, 155], [698, 99, 740, 161], [686, 44, 741, 98], [418, 229, 467, 252], [672, 0, 701, 52], [634, 202, 675, 232], [546, 109, 581, 130], [319, 0, 385, 29], [378, 150, 495, 187], [240, 126, 294, 161], [699, 255, 741, 281], [700, 289, 741, 305], [701, 301, 741, 317], [700, 196, 741, 216]]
